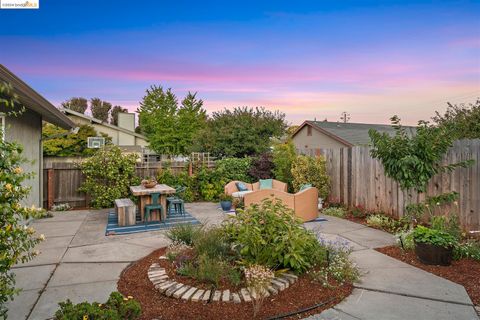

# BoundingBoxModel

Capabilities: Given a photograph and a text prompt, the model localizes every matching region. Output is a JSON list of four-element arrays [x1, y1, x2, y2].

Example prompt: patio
[[8, 203, 478, 320]]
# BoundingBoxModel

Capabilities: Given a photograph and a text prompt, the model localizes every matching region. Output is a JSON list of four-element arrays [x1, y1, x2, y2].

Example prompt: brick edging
[[147, 257, 298, 303]]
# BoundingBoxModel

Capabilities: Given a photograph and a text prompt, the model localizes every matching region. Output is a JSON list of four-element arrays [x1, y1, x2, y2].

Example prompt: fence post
[[47, 168, 55, 210], [188, 161, 193, 177]]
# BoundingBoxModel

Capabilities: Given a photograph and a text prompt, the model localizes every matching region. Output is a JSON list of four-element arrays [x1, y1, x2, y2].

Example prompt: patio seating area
[[8, 203, 478, 320], [225, 179, 320, 221]]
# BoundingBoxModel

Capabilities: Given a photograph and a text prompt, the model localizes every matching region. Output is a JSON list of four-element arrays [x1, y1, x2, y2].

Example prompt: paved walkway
[[7, 203, 479, 320]]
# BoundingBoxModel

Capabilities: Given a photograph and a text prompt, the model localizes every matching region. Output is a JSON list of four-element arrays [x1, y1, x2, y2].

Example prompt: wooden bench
[[115, 198, 136, 226]]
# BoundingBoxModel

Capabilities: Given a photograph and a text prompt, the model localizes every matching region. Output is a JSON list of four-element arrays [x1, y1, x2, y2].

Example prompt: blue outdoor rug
[[106, 209, 201, 236], [306, 217, 328, 223]]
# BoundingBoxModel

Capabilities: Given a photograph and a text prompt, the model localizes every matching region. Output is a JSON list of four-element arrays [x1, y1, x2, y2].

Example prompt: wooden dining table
[[130, 184, 176, 222]]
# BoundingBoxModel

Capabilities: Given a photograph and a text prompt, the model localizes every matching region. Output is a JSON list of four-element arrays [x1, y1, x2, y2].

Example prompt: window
[[0, 114, 4, 141], [307, 125, 312, 136]]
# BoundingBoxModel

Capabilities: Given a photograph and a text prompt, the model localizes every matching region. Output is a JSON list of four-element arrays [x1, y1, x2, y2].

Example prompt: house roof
[[62, 108, 147, 140], [293, 120, 416, 146], [0, 64, 75, 129]]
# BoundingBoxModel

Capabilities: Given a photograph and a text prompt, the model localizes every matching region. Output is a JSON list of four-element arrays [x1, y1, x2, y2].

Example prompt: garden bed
[[117, 248, 353, 320], [376, 245, 480, 306]]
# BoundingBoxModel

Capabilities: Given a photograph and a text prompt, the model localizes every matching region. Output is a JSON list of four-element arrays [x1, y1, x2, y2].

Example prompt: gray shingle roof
[[308, 121, 416, 146]]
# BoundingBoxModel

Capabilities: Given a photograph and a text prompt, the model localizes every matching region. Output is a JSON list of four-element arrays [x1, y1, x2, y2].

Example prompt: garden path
[[7, 203, 478, 320]]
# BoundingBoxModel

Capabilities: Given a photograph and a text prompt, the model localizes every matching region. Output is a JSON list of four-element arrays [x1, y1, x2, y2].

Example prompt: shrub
[[396, 229, 415, 250], [430, 214, 461, 240], [178, 254, 227, 287], [454, 240, 480, 261], [272, 140, 296, 190], [156, 168, 196, 202], [193, 227, 231, 260], [215, 157, 253, 183], [309, 238, 359, 287], [405, 191, 460, 223], [51, 203, 71, 211], [351, 205, 366, 218], [196, 166, 226, 201], [165, 242, 193, 262], [166, 224, 201, 246], [413, 225, 458, 249], [248, 152, 274, 180], [244, 265, 274, 316], [54, 291, 141, 320], [79, 146, 140, 208], [322, 207, 347, 218], [0, 127, 44, 317], [172, 226, 241, 287], [291, 155, 330, 199], [223, 199, 320, 272], [366, 214, 402, 232]]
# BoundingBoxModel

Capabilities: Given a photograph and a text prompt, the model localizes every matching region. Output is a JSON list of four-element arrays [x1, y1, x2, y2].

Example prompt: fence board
[[42, 161, 214, 209], [302, 139, 480, 231]]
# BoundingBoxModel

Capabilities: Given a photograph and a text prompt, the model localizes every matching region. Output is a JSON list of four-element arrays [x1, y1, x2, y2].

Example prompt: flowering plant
[[244, 265, 274, 316], [0, 131, 44, 317]]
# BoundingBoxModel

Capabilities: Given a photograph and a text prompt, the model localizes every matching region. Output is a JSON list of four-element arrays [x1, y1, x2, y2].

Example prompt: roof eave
[[0, 65, 75, 129], [293, 120, 354, 147]]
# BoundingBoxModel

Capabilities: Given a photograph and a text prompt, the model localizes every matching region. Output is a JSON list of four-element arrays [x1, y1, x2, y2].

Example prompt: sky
[[0, 0, 479, 125]]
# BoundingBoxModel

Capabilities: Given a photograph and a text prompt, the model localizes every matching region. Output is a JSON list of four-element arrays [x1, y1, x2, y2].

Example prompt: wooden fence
[[305, 140, 480, 231], [42, 161, 214, 209]]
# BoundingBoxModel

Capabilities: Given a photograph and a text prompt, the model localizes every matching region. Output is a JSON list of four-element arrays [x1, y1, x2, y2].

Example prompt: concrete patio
[[7, 203, 479, 320]]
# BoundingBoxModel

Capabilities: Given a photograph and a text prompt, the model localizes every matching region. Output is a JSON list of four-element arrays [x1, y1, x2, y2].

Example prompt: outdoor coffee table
[[130, 184, 176, 222]]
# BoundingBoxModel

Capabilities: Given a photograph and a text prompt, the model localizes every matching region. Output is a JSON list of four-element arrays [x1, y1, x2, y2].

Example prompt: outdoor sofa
[[224, 179, 319, 222], [224, 179, 288, 198]]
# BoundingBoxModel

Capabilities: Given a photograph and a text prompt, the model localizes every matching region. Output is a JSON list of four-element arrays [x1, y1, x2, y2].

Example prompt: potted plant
[[219, 194, 233, 211], [141, 177, 157, 188], [412, 225, 457, 266], [232, 197, 244, 212]]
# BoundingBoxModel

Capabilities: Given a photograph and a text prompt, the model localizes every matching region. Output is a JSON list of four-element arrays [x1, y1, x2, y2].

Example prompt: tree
[[432, 99, 480, 139], [90, 98, 112, 122], [137, 86, 207, 155], [286, 125, 299, 138], [176, 92, 207, 154], [42, 124, 111, 157], [110, 105, 128, 126], [198, 107, 287, 157], [61, 97, 88, 114], [369, 116, 473, 192]]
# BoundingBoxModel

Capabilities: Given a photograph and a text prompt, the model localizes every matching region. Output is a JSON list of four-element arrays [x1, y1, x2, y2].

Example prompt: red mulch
[[117, 248, 353, 320], [344, 214, 369, 226], [376, 245, 480, 306]]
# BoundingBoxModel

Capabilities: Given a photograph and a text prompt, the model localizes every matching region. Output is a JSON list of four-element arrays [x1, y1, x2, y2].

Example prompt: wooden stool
[[115, 198, 136, 226]]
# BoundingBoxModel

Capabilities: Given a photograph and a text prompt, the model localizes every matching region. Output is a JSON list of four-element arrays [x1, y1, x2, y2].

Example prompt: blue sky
[[1, 0, 479, 124]]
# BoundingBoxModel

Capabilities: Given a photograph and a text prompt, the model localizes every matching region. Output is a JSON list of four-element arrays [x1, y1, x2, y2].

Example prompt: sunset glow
[[1, 0, 479, 125]]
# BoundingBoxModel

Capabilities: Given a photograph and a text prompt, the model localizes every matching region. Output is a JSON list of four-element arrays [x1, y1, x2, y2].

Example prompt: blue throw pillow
[[299, 183, 312, 191], [259, 179, 273, 190], [236, 182, 249, 192]]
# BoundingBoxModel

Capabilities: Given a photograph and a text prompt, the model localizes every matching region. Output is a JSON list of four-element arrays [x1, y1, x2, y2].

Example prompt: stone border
[[147, 257, 298, 303]]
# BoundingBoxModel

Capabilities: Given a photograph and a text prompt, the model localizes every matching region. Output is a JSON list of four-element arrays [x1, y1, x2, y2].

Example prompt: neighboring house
[[292, 120, 415, 152], [62, 108, 148, 153], [0, 64, 75, 207]]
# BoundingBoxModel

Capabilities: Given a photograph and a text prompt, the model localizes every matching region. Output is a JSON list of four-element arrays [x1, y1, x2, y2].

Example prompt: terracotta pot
[[142, 180, 157, 188], [414, 241, 453, 266]]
